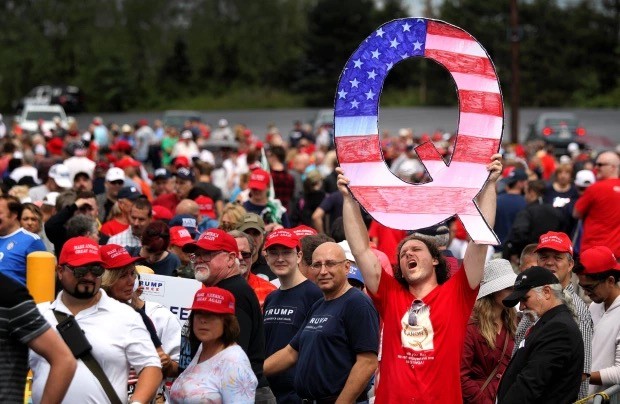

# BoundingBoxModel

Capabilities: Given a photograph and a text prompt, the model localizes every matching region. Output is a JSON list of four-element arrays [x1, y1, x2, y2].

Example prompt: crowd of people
[[0, 114, 619, 404]]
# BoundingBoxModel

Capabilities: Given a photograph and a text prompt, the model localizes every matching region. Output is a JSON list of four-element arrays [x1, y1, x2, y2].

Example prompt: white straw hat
[[477, 259, 518, 300]]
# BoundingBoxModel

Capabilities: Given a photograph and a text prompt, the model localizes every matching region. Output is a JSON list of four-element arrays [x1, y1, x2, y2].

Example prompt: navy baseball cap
[[169, 214, 199, 238]]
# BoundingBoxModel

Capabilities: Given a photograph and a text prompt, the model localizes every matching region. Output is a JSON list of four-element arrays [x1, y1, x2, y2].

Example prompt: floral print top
[[169, 344, 257, 403]]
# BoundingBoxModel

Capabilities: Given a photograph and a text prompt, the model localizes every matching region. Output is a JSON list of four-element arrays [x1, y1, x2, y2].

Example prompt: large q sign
[[335, 18, 503, 245]]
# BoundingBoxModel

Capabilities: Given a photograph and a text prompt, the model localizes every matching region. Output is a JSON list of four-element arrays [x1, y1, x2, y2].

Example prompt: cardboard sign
[[139, 274, 202, 321], [335, 18, 503, 245]]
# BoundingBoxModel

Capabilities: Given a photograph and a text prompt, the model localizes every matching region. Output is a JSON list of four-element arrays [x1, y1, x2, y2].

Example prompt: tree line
[[0, 0, 617, 111]]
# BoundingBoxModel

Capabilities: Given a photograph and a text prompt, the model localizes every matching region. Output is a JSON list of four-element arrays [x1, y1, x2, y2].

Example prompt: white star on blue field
[[335, 18, 427, 117]]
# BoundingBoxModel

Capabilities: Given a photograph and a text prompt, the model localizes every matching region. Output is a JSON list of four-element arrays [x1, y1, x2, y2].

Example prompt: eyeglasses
[[240, 251, 253, 260], [407, 299, 426, 326], [265, 249, 296, 258], [580, 281, 603, 293], [190, 250, 226, 263], [310, 259, 347, 270], [64, 264, 105, 278]]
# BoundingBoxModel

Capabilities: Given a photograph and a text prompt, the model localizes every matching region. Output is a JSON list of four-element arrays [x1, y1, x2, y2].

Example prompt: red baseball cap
[[47, 137, 64, 156], [290, 225, 317, 239], [191, 286, 235, 315], [264, 229, 299, 249], [248, 168, 271, 191], [182, 229, 239, 254], [174, 156, 191, 168], [169, 226, 194, 247], [535, 231, 573, 255], [59, 237, 104, 266], [112, 140, 132, 153], [580, 246, 620, 274], [100, 244, 142, 269], [152, 205, 173, 221], [195, 195, 216, 219], [114, 157, 141, 170]]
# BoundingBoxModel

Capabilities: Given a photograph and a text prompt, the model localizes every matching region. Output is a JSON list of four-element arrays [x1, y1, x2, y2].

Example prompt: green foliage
[[0, 0, 617, 110]]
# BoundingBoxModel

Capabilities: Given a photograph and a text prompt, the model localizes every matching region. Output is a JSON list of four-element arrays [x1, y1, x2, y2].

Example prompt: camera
[[56, 315, 92, 358]]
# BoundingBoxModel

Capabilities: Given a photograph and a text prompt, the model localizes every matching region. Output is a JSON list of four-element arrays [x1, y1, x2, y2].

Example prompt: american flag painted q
[[335, 18, 503, 244]]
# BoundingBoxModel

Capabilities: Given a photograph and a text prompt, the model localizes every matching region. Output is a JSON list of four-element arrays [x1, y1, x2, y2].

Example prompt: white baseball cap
[[575, 170, 596, 188], [48, 164, 72, 189], [105, 167, 125, 183], [43, 192, 60, 207]]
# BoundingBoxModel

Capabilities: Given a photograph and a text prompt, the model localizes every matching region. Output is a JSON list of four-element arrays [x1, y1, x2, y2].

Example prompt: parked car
[[13, 85, 85, 113], [162, 110, 204, 130], [15, 105, 68, 134], [526, 112, 586, 154]]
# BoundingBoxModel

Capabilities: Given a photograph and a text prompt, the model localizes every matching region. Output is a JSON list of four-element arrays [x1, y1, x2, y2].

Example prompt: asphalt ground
[[69, 107, 619, 148]]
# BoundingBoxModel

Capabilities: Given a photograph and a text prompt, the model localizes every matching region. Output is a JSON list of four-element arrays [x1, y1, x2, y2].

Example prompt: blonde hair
[[101, 266, 136, 296], [106, 201, 123, 222], [219, 203, 246, 229], [472, 294, 517, 349]]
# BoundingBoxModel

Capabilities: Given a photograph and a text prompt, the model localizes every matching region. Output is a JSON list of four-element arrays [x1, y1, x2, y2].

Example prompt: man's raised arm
[[337, 167, 382, 294], [464, 154, 503, 289]]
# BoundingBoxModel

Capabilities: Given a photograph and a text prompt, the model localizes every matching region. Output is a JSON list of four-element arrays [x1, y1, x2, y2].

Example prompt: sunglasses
[[64, 264, 105, 278], [240, 251, 253, 260], [407, 299, 426, 326], [109, 180, 124, 186]]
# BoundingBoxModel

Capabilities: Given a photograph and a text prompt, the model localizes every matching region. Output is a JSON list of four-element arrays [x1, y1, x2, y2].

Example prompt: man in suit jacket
[[497, 266, 584, 403]]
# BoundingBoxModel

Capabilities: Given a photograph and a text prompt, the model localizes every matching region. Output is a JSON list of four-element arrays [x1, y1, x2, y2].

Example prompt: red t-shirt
[[574, 178, 620, 256], [369, 266, 478, 403], [153, 193, 180, 213], [368, 220, 407, 266], [100, 219, 129, 237]]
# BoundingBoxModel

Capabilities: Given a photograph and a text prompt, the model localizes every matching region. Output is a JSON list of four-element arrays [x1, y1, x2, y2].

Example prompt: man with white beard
[[178, 229, 276, 403]]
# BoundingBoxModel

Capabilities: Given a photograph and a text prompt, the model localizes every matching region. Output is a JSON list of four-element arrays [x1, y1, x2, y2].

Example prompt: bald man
[[264, 242, 379, 403], [574, 151, 620, 256]]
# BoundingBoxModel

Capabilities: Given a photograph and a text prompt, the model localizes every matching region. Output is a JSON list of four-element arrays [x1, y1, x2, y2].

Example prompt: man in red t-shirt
[[574, 151, 620, 257], [338, 154, 502, 403]]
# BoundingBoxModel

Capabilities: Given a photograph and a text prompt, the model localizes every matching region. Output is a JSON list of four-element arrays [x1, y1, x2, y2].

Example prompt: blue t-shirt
[[0, 228, 47, 284], [263, 280, 323, 402], [148, 252, 181, 276], [493, 193, 526, 250], [290, 288, 379, 399]]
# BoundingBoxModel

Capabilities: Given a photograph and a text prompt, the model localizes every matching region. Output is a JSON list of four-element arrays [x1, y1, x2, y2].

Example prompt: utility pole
[[509, 0, 520, 144]]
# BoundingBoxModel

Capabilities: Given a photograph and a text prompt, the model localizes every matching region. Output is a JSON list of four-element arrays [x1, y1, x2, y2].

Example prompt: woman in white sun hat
[[461, 259, 518, 403]]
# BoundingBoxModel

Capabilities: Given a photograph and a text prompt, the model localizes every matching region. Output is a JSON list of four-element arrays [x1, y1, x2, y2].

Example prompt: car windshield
[[164, 116, 188, 128], [545, 118, 578, 128], [25, 111, 62, 121]]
